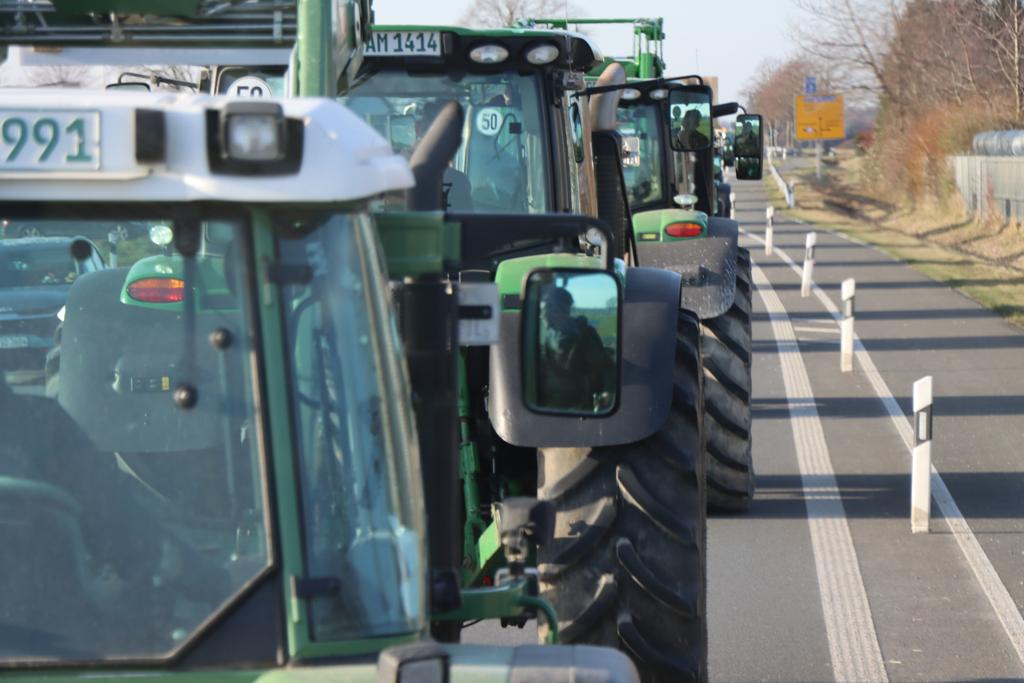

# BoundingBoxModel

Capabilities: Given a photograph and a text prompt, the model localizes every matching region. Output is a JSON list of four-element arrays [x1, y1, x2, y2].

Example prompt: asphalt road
[[466, 169, 1024, 683]]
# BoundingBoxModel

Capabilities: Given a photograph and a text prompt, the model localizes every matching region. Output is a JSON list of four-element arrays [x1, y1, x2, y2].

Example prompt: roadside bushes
[[862, 98, 1012, 207]]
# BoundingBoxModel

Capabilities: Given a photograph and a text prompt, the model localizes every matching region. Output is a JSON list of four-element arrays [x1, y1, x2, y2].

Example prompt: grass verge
[[763, 156, 1024, 329]]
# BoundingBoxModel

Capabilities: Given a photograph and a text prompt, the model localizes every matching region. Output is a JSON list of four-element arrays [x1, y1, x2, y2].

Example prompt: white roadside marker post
[[107, 228, 121, 268], [729, 191, 737, 219], [840, 278, 855, 372], [787, 181, 796, 209], [765, 206, 774, 255], [801, 232, 816, 298], [911, 376, 933, 533]]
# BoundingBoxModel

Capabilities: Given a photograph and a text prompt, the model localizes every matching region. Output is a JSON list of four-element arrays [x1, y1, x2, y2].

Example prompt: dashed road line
[[792, 325, 841, 335], [741, 227, 1024, 672], [752, 259, 890, 683]]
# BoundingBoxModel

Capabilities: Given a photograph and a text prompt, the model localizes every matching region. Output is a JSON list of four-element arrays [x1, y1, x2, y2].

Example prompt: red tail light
[[127, 278, 185, 303], [664, 222, 703, 238]]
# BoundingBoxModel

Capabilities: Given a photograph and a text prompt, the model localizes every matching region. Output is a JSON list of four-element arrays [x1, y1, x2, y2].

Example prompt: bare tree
[[27, 64, 89, 88], [790, 0, 903, 105], [459, 0, 580, 28], [743, 56, 826, 147], [138, 65, 202, 91], [967, 0, 1024, 120]]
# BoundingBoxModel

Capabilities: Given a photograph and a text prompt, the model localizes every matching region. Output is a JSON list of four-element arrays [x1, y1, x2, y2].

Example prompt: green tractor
[[528, 17, 764, 512], [0, 2, 643, 682], [617, 75, 764, 512], [343, 24, 708, 682]]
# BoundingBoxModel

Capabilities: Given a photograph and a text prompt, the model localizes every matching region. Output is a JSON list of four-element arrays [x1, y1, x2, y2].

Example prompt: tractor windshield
[[618, 102, 666, 208], [0, 209, 271, 664], [273, 211, 425, 641], [343, 69, 551, 214]]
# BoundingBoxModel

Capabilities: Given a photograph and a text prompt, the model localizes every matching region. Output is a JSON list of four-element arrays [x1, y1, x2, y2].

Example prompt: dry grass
[[766, 153, 1024, 329]]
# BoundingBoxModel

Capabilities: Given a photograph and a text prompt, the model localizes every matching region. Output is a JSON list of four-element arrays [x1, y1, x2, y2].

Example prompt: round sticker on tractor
[[475, 108, 505, 136], [229, 76, 272, 98]]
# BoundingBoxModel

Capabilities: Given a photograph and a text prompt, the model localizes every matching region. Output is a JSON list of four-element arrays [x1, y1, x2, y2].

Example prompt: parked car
[[1, 219, 148, 242], [0, 237, 104, 380]]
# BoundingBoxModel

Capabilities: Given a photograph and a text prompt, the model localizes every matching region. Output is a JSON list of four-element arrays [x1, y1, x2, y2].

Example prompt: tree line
[[746, 0, 1024, 199]]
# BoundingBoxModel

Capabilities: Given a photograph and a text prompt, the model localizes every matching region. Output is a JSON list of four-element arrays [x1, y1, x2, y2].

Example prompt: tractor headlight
[[525, 43, 560, 65], [211, 100, 302, 175], [223, 106, 285, 161], [583, 227, 605, 249], [620, 88, 642, 101], [469, 43, 509, 64], [649, 88, 668, 100]]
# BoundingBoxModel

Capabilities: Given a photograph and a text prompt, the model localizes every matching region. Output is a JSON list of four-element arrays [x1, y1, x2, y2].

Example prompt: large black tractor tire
[[537, 310, 707, 683], [702, 247, 754, 511]]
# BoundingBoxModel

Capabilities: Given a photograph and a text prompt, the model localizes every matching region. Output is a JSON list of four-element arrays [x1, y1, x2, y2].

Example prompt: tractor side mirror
[[521, 268, 621, 417], [712, 102, 740, 118], [734, 113, 764, 180], [667, 85, 713, 153], [106, 81, 150, 91]]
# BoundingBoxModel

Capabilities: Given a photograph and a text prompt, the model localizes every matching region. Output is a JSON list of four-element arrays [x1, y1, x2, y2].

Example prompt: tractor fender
[[506, 644, 640, 682], [637, 215, 739, 319], [488, 266, 680, 448]]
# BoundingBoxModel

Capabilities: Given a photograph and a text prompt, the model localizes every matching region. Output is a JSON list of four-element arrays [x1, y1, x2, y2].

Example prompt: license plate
[[0, 110, 101, 172], [458, 282, 500, 346], [0, 335, 28, 349], [365, 31, 442, 57]]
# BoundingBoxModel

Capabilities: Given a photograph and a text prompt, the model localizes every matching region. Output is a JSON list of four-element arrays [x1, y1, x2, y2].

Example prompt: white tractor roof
[[0, 89, 413, 204], [7, 45, 292, 67]]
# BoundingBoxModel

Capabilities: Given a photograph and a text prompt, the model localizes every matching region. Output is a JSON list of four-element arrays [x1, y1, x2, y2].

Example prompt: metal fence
[[950, 155, 1024, 222]]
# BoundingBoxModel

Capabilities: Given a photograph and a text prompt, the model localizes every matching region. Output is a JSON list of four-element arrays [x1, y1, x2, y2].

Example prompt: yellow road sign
[[795, 94, 844, 140]]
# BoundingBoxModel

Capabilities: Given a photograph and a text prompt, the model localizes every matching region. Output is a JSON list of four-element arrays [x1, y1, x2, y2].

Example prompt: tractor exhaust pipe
[[398, 100, 465, 639], [406, 101, 464, 211]]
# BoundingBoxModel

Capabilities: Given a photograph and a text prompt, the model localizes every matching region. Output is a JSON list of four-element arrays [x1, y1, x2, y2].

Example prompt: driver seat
[[0, 467, 100, 658]]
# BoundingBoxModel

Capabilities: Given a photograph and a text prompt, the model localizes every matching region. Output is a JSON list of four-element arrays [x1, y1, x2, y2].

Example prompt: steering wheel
[[0, 475, 95, 598], [0, 475, 81, 517]]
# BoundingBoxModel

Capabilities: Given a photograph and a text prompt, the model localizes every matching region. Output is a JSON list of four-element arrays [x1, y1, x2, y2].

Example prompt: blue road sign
[[805, 76, 817, 95]]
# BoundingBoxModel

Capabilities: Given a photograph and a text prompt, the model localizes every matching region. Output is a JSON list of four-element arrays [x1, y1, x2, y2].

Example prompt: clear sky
[[374, 0, 803, 104]]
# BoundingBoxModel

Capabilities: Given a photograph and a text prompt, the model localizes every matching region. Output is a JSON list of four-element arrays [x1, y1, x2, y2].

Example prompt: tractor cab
[[344, 26, 604, 220], [522, 19, 764, 521], [0, 87, 428, 666], [336, 24, 714, 683]]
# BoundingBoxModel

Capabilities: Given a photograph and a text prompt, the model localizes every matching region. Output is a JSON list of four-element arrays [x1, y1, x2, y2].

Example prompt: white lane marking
[[742, 227, 1024, 670], [753, 260, 890, 683], [793, 325, 841, 335]]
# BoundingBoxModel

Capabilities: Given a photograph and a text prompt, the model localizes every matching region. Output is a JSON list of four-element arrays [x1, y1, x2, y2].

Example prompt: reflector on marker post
[[801, 232, 816, 297], [911, 375, 933, 533], [840, 278, 855, 373]]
